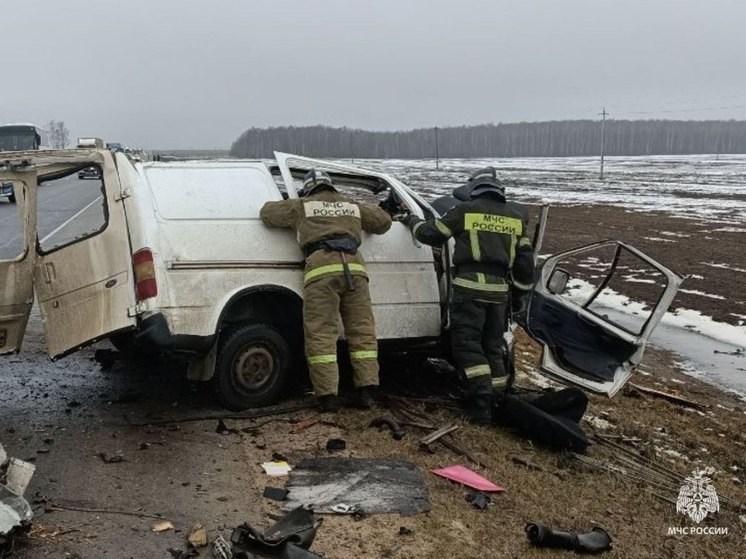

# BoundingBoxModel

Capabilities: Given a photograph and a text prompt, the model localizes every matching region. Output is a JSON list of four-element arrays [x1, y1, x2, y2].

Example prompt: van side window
[[37, 164, 108, 254], [0, 182, 25, 260], [287, 168, 390, 205]]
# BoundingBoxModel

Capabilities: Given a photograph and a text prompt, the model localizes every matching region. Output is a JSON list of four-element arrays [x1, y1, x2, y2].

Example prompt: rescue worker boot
[[465, 376, 493, 425], [318, 395, 340, 413], [351, 386, 377, 410]]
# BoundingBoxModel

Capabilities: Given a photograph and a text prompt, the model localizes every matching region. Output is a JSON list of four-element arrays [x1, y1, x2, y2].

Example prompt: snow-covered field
[[358, 154, 746, 395], [361, 154, 746, 224]]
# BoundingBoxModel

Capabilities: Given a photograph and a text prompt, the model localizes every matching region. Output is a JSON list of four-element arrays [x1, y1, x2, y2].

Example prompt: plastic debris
[[263, 486, 289, 501], [211, 534, 232, 559], [325, 438, 346, 452], [526, 522, 613, 554], [465, 491, 491, 510], [152, 520, 175, 532], [262, 461, 292, 477], [432, 465, 504, 492], [1, 445, 35, 552], [187, 523, 208, 547]]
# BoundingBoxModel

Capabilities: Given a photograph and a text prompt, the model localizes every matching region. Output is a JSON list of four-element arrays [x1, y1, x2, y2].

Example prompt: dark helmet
[[301, 169, 335, 196], [467, 166, 506, 200]]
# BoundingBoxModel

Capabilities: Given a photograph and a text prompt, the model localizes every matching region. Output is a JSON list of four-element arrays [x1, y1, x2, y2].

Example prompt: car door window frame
[[36, 162, 111, 257]]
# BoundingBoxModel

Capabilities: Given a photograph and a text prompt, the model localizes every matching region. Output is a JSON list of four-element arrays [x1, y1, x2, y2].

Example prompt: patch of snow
[[712, 227, 746, 233], [623, 276, 657, 284], [703, 262, 746, 273], [660, 231, 691, 238], [643, 236, 677, 243], [678, 289, 726, 300]]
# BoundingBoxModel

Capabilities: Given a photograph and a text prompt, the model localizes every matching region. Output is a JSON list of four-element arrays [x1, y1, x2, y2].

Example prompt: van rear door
[[0, 167, 37, 354], [31, 149, 137, 358]]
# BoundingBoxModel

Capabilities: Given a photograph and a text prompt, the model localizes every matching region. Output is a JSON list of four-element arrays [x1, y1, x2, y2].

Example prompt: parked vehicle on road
[[77, 166, 101, 180], [0, 149, 683, 409]]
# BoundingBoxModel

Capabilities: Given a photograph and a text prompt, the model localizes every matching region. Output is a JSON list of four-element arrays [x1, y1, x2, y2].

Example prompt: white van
[[0, 149, 683, 409]]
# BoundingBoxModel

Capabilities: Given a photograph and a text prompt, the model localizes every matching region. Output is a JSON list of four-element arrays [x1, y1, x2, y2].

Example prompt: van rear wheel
[[213, 323, 291, 410]]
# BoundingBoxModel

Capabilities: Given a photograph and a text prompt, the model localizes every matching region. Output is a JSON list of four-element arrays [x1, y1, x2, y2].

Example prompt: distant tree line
[[229, 120, 746, 159]]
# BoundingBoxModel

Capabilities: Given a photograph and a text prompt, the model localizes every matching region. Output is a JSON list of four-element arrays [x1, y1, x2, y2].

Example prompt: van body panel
[[136, 158, 442, 341]]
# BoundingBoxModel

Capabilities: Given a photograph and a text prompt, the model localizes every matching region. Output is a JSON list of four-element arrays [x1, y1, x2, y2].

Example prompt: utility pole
[[435, 126, 440, 170], [599, 107, 608, 180]]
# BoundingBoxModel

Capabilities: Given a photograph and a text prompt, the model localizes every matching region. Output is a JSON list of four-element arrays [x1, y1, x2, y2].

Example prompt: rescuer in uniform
[[402, 167, 535, 423], [260, 170, 392, 411]]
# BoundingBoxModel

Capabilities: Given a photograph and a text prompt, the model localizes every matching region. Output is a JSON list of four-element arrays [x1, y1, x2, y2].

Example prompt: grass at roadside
[[239, 331, 745, 559]]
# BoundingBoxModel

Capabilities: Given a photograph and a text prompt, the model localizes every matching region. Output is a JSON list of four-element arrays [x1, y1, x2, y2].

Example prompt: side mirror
[[547, 268, 570, 295]]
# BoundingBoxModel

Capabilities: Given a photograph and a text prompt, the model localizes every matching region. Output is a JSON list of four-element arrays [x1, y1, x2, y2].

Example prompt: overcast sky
[[3, 0, 746, 149]]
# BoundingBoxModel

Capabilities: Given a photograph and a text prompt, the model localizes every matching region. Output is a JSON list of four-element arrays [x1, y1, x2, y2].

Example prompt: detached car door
[[524, 240, 683, 396], [0, 167, 37, 354]]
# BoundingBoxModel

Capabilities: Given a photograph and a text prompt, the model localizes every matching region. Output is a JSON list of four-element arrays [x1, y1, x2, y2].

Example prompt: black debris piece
[[272, 452, 289, 463], [263, 486, 289, 502], [97, 453, 125, 464], [167, 547, 199, 559], [496, 388, 590, 453], [398, 527, 413, 536], [216, 420, 238, 435], [229, 506, 323, 558], [465, 491, 491, 511], [368, 416, 406, 440], [325, 439, 346, 452], [284, 458, 430, 515], [525, 523, 613, 554]]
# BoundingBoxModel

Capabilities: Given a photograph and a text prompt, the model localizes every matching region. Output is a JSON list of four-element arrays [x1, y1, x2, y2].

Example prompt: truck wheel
[[8, 193, 16, 204], [213, 324, 291, 410]]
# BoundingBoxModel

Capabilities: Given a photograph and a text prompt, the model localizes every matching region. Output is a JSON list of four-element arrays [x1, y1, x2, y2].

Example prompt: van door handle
[[44, 262, 56, 283]]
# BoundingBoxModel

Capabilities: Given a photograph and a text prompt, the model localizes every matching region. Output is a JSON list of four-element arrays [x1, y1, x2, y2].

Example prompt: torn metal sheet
[[1, 449, 35, 546], [283, 458, 430, 515]]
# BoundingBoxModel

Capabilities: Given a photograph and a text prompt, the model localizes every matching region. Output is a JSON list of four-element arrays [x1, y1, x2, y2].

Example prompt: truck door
[[524, 240, 682, 396], [274, 152, 443, 339], [0, 169, 37, 355], [32, 150, 137, 358]]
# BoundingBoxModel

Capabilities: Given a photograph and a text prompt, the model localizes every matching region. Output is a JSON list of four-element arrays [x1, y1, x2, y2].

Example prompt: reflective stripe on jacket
[[260, 190, 392, 284], [410, 196, 535, 293]]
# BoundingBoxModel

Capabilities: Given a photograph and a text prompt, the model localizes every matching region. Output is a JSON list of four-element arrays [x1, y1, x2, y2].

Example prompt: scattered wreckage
[[1, 150, 682, 414], [0, 444, 35, 556]]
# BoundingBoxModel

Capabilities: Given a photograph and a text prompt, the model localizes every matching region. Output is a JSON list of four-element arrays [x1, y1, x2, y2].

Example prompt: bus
[[0, 123, 50, 203]]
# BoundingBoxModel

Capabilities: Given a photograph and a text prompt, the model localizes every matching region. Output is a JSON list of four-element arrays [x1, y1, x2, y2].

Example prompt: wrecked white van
[[0, 149, 683, 409]]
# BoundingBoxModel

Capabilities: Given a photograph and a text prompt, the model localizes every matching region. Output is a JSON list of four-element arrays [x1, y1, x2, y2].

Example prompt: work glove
[[395, 212, 420, 229]]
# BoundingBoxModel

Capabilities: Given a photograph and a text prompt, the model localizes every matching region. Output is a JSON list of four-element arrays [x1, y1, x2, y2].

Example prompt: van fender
[[191, 285, 304, 382], [187, 340, 218, 381]]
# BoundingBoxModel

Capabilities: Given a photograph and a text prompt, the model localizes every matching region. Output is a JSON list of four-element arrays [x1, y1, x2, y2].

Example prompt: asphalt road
[[0, 174, 104, 261], [1, 310, 264, 558]]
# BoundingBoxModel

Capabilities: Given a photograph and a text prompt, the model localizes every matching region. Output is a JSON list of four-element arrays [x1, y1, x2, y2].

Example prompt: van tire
[[8, 193, 16, 204], [213, 323, 291, 410]]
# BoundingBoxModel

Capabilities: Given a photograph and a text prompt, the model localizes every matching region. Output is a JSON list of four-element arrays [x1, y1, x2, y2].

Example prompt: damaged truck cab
[[0, 149, 683, 409]]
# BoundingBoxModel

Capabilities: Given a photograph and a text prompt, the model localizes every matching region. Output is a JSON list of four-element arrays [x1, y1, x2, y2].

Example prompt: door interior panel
[[527, 292, 637, 383]]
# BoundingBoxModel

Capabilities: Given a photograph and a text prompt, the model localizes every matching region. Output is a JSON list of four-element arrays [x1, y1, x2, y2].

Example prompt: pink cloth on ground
[[432, 465, 505, 492]]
